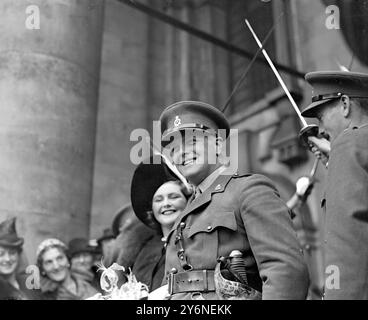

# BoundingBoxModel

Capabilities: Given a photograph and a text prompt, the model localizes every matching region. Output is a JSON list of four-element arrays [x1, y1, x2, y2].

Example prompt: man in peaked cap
[[301, 71, 368, 300], [158, 101, 309, 300]]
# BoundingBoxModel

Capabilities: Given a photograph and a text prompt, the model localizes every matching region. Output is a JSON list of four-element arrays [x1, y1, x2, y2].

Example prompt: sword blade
[[146, 137, 192, 193], [310, 158, 319, 178], [245, 19, 308, 128], [222, 12, 284, 112]]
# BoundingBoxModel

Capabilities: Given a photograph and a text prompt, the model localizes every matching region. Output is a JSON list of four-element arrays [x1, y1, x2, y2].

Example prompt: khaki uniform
[[163, 173, 309, 300]]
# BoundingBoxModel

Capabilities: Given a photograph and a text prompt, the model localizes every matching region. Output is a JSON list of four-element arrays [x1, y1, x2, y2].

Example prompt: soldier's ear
[[340, 95, 351, 118]]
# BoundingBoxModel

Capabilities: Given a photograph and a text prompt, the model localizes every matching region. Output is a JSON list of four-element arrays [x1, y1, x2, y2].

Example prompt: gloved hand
[[307, 136, 330, 166]]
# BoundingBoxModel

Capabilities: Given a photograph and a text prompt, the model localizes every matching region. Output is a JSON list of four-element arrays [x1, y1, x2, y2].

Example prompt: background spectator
[[36, 238, 98, 300]]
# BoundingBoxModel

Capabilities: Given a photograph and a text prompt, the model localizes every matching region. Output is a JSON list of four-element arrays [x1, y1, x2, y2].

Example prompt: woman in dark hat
[[129, 160, 191, 292], [36, 238, 98, 300], [0, 217, 40, 300], [68, 238, 100, 291]]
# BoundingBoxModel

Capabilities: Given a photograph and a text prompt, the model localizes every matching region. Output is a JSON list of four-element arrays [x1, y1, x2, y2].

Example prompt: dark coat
[[104, 212, 156, 268], [323, 124, 368, 299], [132, 234, 166, 292], [102, 214, 165, 292], [40, 272, 98, 300], [163, 173, 309, 300], [0, 273, 43, 300]]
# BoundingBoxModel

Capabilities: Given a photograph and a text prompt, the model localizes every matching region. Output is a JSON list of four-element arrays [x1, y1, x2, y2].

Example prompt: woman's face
[[70, 252, 94, 272], [152, 181, 188, 229], [0, 245, 19, 276], [41, 247, 70, 283]]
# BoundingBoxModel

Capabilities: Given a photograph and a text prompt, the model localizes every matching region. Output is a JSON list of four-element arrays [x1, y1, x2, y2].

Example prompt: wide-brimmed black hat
[[0, 217, 24, 248], [159, 101, 230, 146], [301, 71, 368, 118], [68, 238, 96, 258], [130, 157, 178, 231]]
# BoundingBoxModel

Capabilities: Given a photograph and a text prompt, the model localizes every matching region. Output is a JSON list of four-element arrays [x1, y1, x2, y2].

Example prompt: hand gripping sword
[[244, 19, 319, 146]]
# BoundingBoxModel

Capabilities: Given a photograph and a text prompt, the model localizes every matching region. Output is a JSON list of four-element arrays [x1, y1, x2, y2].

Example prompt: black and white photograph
[[0, 0, 367, 306]]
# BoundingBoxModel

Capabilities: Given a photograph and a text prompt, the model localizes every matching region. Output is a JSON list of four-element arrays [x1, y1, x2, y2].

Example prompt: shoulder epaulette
[[232, 172, 252, 178]]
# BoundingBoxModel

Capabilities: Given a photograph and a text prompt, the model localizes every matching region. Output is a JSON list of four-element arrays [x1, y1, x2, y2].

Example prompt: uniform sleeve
[[239, 174, 309, 299], [329, 130, 368, 222]]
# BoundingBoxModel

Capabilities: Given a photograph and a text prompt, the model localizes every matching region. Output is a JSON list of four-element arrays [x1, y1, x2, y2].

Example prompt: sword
[[145, 137, 193, 194], [244, 19, 319, 146], [222, 12, 284, 113]]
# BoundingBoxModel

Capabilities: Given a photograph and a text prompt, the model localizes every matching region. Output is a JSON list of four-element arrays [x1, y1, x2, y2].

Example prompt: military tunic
[[323, 124, 368, 299], [163, 173, 309, 300]]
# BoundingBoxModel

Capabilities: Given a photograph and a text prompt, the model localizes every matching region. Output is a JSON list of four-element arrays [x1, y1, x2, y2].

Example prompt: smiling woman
[[0, 218, 41, 300], [36, 238, 98, 300], [151, 181, 188, 237], [131, 158, 191, 238], [127, 158, 191, 292]]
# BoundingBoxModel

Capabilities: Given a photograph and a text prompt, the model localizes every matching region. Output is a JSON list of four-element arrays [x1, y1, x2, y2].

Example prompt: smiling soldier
[[158, 101, 309, 300]]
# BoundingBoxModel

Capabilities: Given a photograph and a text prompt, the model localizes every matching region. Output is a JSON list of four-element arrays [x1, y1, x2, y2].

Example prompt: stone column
[[0, 0, 104, 261], [89, 0, 150, 238], [166, 0, 230, 105]]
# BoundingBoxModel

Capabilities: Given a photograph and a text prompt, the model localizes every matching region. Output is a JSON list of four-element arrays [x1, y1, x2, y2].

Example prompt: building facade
[[0, 0, 367, 261]]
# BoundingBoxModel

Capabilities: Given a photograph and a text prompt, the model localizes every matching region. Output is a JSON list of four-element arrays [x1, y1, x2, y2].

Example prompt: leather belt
[[168, 270, 215, 295]]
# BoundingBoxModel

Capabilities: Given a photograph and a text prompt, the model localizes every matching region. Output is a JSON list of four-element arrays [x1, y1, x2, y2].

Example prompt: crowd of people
[[1, 70, 368, 300], [0, 218, 116, 299]]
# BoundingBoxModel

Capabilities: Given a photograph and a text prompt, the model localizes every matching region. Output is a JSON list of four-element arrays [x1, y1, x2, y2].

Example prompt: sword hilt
[[299, 124, 319, 148]]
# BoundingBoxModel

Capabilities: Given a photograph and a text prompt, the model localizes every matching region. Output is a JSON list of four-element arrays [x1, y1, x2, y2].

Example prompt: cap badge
[[174, 116, 181, 127]]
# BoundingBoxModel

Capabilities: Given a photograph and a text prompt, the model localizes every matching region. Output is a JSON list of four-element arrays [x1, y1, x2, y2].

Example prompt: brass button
[[180, 222, 186, 228], [207, 225, 212, 231], [170, 268, 178, 274], [215, 184, 221, 191]]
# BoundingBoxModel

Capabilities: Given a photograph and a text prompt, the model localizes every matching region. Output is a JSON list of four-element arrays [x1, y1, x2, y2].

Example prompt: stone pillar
[[159, 0, 231, 106], [89, 0, 150, 238], [0, 0, 104, 261]]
